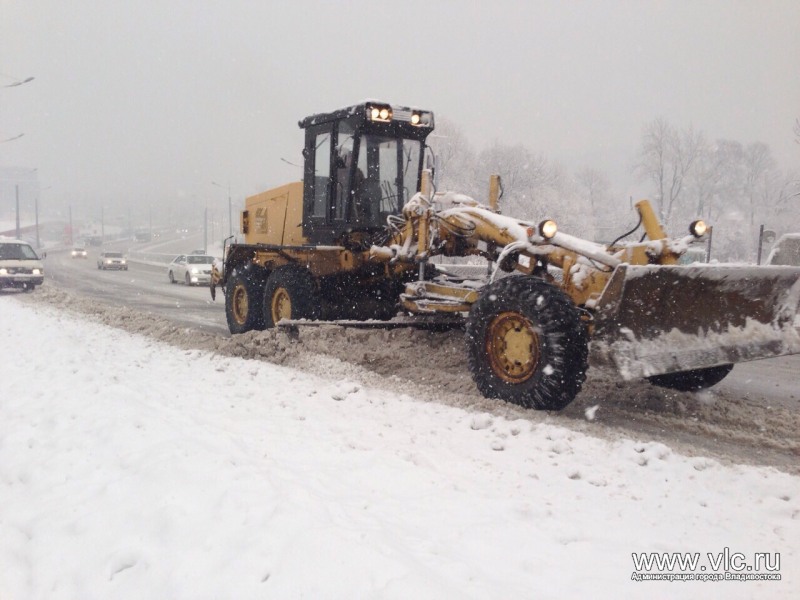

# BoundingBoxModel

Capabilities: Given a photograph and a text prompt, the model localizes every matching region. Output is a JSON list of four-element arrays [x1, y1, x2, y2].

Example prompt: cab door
[[302, 123, 334, 244]]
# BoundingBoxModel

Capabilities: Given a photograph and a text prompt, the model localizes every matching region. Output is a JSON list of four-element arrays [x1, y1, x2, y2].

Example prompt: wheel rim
[[232, 283, 249, 325], [486, 311, 540, 383], [271, 287, 291, 323]]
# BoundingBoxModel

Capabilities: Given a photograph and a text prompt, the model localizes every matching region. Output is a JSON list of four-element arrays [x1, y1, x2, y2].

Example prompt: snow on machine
[[211, 102, 800, 410]]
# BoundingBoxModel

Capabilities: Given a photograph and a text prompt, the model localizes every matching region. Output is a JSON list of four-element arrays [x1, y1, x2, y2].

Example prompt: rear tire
[[263, 266, 320, 328], [169, 271, 176, 284], [465, 276, 588, 411], [647, 364, 733, 392], [225, 268, 267, 334]]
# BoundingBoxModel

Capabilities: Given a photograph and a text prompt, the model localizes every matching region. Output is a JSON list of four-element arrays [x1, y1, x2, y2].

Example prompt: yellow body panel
[[242, 182, 305, 246]]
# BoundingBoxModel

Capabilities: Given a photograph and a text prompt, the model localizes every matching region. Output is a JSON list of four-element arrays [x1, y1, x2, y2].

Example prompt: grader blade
[[590, 264, 800, 380]]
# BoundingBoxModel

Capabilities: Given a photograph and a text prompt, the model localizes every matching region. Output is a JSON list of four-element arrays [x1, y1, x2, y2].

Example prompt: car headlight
[[0, 268, 7, 275], [32, 269, 41, 275], [689, 220, 707, 237], [191, 267, 199, 274], [538, 219, 558, 240], [121, 259, 126, 264]]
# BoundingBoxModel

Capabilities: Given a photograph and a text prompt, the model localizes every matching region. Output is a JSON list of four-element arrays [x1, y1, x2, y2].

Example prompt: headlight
[[32, 269, 41, 275], [106, 259, 112, 263], [538, 219, 558, 240], [191, 267, 199, 274], [0, 268, 7, 275], [368, 104, 393, 123], [121, 259, 126, 264], [689, 220, 707, 237], [410, 111, 432, 127]]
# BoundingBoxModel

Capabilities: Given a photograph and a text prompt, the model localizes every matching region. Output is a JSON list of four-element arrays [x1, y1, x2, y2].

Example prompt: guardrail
[[126, 250, 179, 267]]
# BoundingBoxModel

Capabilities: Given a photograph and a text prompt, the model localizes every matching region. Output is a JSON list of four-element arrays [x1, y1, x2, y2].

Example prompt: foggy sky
[[2, 0, 799, 223]]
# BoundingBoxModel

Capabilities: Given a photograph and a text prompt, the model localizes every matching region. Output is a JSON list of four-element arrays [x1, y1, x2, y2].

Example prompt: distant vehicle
[[134, 231, 152, 243], [766, 233, 800, 266], [71, 247, 88, 259], [97, 251, 128, 271], [168, 254, 214, 286], [190, 249, 206, 255], [0, 238, 44, 292], [86, 236, 103, 247]]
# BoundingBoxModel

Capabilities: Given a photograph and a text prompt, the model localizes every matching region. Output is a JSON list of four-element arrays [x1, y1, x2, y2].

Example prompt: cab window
[[312, 133, 331, 218]]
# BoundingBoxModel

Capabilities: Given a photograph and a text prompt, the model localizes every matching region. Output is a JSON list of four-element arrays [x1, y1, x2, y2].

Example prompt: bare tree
[[742, 142, 777, 227], [426, 117, 479, 197], [635, 118, 704, 226], [575, 167, 616, 239], [476, 143, 551, 217]]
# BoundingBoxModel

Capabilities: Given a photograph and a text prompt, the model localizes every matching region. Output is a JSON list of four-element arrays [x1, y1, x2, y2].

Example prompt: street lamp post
[[1, 133, 24, 143], [211, 181, 233, 238], [15, 185, 20, 239], [35, 186, 52, 249], [2, 76, 34, 88]]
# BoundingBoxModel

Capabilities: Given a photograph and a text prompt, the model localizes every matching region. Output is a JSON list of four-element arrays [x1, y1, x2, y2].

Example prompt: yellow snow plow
[[590, 263, 800, 382], [214, 101, 800, 409]]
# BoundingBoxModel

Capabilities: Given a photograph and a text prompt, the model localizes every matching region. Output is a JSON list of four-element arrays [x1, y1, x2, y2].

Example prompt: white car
[[0, 238, 44, 292], [168, 254, 215, 286], [97, 251, 128, 270], [71, 247, 88, 258]]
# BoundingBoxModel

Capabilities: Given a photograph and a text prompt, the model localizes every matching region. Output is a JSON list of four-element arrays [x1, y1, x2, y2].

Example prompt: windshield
[[105, 252, 123, 258], [187, 255, 214, 264], [352, 134, 421, 226], [0, 243, 39, 260]]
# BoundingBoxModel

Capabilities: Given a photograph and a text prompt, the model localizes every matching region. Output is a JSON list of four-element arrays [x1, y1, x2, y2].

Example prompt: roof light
[[538, 219, 558, 240], [368, 104, 393, 123], [410, 111, 432, 126]]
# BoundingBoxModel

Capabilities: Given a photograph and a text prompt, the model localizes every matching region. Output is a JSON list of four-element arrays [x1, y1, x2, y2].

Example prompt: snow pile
[[18, 283, 800, 471], [1, 296, 799, 599]]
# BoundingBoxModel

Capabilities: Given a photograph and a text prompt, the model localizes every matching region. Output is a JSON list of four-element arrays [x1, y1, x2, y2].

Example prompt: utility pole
[[204, 206, 208, 254], [211, 181, 233, 238], [35, 194, 40, 248], [15, 185, 20, 239]]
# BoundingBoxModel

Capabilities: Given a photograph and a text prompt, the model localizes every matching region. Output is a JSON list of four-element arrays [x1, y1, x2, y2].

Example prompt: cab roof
[[298, 101, 434, 131]]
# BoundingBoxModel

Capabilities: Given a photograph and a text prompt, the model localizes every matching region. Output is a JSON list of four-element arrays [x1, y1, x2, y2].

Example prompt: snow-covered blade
[[590, 264, 800, 379]]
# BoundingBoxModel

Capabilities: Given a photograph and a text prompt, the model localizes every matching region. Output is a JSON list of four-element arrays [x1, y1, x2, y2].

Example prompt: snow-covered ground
[[1, 295, 798, 599]]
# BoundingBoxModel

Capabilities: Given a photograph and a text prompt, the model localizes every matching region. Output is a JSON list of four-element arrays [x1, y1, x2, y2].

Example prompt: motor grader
[[212, 101, 800, 410]]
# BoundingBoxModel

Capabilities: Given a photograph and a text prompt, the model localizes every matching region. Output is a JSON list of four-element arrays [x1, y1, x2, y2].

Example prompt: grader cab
[[212, 101, 800, 411]]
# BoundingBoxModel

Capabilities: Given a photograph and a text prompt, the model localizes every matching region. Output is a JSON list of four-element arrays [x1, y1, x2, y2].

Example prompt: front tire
[[465, 276, 588, 411], [263, 266, 320, 328], [225, 269, 267, 334], [647, 364, 733, 392], [169, 271, 176, 284]]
